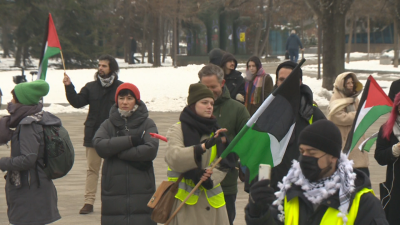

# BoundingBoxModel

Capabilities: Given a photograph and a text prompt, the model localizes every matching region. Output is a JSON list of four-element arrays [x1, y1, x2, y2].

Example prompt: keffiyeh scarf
[[98, 74, 116, 87], [273, 153, 357, 224]]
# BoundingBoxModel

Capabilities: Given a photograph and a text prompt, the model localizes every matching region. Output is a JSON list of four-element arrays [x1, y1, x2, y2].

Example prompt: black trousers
[[224, 194, 237, 225]]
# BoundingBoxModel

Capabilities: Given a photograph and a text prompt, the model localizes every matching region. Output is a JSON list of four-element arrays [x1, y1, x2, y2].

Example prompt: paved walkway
[[0, 109, 388, 225]]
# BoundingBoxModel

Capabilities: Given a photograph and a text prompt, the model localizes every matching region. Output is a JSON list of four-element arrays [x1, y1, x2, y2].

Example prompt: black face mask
[[299, 154, 329, 182]]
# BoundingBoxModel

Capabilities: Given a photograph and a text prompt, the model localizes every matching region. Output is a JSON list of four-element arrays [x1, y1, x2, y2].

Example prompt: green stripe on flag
[[362, 137, 377, 152], [40, 46, 61, 80], [351, 105, 392, 150]]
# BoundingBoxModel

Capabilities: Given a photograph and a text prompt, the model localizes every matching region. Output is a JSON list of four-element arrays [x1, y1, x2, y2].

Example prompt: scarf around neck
[[0, 103, 43, 145], [273, 153, 356, 224], [393, 116, 400, 141], [118, 105, 139, 118], [98, 73, 116, 87], [245, 68, 266, 106]]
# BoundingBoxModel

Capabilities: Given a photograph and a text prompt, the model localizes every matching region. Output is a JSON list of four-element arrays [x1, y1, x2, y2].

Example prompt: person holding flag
[[375, 92, 400, 224], [246, 120, 388, 225], [164, 83, 234, 225], [328, 72, 369, 176]]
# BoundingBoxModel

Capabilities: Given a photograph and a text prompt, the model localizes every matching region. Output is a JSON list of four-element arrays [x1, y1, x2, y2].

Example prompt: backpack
[[39, 125, 75, 180]]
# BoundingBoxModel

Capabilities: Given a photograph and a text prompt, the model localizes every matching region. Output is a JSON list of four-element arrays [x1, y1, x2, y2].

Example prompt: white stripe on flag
[[37, 42, 48, 80], [269, 123, 296, 166], [354, 101, 371, 131]]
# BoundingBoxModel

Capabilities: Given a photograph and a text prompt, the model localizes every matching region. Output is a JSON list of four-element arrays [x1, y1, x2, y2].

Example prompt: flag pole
[[164, 157, 223, 225], [60, 50, 66, 72]]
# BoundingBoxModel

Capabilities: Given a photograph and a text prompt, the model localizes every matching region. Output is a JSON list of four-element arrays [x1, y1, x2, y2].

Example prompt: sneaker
[[79, 204, 93, 214]]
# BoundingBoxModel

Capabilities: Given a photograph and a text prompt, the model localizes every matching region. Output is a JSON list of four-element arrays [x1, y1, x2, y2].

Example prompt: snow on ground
[[303, 60, 400, 73], [277, 52, 378, 61]]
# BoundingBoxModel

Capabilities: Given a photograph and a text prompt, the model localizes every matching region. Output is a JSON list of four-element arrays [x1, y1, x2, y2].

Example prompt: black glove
[[203, 136, 221, 149], [130, 135, 142, 147], [248, 179, 275, 217]]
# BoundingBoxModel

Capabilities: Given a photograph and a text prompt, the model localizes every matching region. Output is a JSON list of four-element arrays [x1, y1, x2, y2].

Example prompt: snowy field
[[303, 59, 400, 73]]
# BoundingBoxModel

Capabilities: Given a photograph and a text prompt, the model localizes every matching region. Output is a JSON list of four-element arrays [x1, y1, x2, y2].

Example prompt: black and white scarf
[[98, 74, 116, 87], [393, 116, 400, 141], [273, 153, 356, 224]]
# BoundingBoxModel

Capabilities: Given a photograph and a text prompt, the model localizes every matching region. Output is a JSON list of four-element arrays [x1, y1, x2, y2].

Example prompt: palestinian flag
[[37, 13, 62, 80], [343, 75, 393, 154], [220, 59, 303, 182]]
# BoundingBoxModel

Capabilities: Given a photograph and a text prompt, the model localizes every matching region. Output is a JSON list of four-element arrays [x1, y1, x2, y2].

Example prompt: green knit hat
[[14, 79, 50, 105], [187, 83, 214, 105]]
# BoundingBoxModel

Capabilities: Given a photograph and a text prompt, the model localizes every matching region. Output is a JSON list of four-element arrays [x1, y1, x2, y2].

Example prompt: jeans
[[224, 194, 237, 225], [288, 49, 299, 63]]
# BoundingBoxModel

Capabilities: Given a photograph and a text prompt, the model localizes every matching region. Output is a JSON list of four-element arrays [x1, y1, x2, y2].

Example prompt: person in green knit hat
[[0, 79, 61, 224]]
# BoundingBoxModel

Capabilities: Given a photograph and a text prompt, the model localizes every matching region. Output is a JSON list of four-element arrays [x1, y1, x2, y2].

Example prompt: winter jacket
[[0, 112, 61, 225], [328, 72, 368, 168], [93, 102, 159, 225], [220, 53, 246, 100], [213, 87, 250, 195], [286, 33, 303, 50], [245, 169, 388, 225], [245, 72, 274, 116], [375, 125, 400, 225], [65, 77, 123, 147], [388, 79, 400, 101], [164, 123, 229, 225], [245, 84, 326, 192]]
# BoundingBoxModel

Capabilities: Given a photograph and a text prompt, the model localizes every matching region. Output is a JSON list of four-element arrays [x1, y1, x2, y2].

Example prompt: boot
[[79, 204, 93, 214]]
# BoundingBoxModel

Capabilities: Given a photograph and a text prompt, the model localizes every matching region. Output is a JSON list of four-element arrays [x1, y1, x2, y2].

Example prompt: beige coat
[[328, 72, 369, 168], [165, 123, 229, 225]]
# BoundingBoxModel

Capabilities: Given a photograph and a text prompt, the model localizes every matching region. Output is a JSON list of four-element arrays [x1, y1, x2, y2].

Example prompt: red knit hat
[[115, 83, 140, 104]]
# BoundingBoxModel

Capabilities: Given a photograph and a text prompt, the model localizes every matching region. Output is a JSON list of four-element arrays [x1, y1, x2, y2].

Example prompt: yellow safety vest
[[284, 188, 374, 225], [167, 128, 225, 208], [309, 104, 318, 124]]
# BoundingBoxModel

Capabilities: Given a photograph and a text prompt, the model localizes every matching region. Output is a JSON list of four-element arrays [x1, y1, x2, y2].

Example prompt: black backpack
[[39, 125, 75, 180]]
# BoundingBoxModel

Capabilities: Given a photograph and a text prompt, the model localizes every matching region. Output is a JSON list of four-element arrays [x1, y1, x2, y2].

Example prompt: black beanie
[[275, 61, 303, 82], [209, 48, 225, 66], [187, 83, 214, 105], [298, 120, 342, 158], [247, 56, 262, 72]]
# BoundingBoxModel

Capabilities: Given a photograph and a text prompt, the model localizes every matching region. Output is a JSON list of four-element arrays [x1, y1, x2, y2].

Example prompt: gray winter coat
[[93, 102, 159, 225], [0, 112, 61, 225]]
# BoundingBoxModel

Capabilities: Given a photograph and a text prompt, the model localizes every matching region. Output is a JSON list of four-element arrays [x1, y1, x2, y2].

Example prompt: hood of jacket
[[19, 111, 62, 126], [220, 52, 238, 70], [299, 84, 314, 120], [209, 48, 226, 66], [109, 100, 149, 129], [334, 72, 363, 97]]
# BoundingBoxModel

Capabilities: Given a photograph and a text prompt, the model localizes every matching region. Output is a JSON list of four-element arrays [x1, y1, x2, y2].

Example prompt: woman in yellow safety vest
[[165, 83, 234, 225], [245, 120, 388, 225]]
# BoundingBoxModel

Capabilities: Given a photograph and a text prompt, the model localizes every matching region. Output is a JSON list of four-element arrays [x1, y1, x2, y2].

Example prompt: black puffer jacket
[[93, 102, 159, 225], [220, 53, 245, 100], [245, 84, 326, 192], [245, 169, 388, 225], [65, 76, 123, 147]]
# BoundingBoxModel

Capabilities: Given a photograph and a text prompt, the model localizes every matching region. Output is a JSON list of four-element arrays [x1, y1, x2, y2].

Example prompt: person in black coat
[[246, 120, 388, 225], [220, 53, 245, 103], [63, 54, 123, 214], [129, 37, 141, 64], [375, 92, 400, 225], [388, 79, 400, 101], [285, 30, 304, 63]]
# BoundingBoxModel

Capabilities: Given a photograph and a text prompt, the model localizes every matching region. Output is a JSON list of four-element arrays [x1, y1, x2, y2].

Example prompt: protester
[[245, 61, 326, 192], [209, 48, 226, 66], [129, 37, 141, 64], [245, 56, 273, 116], [0, 80, 61, 225], [63, 54, 123, 214], [93, 82, 158, 224], [246, 120, 389, 225], [220, 53, 246, 103], [285, 30, 304, 63], [165, 83, 233, 225], [328, 72, 369, 176], [199, 64, 250, 225], [388, 79, 400, 101], [375, 92, 400, 224]]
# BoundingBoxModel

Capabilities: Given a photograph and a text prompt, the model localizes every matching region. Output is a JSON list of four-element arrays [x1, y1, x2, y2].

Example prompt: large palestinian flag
[[37, 13, 62, 80], [343, 75, 393, 154], [220, 59, 303, 182]]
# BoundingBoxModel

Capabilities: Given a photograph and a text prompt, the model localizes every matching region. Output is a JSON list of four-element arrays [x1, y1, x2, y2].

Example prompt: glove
[[248, 179, 275, 217], [393, 143, 400, 157], [236, 93, 245, 102], [130, 135, 142, 147], [203, 136, 220, 149]]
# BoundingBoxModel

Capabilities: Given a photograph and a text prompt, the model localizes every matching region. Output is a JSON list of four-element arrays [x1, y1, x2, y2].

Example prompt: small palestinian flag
[[343, 75, 393, 154], [220, 59, 303, 182], [37, 13, 62, 80]]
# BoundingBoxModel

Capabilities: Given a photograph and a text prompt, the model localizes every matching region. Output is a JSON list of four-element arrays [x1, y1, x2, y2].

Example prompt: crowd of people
[[0, 50, 398, 225]]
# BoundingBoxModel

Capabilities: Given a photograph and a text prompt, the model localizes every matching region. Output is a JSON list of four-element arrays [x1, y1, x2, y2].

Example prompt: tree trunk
[[14, 44, 22, 67], [394, 19, 399, 68], [162, 19, 167, 63], [346, 15, 354, 64], [142, 6, 148, 64], [1, 21, 11, 58], [147, 25, 154, 64], [153, 14, 161, 67], [367, 16, 370, 61], [22, 44, 29, 67], [321, 11, 346, 90], [317, 18, 322, 80], [253, 0, 264, 56], [258, 0, 273, 57]]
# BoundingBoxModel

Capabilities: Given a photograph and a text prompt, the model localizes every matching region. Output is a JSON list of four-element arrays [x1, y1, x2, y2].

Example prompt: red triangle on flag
[[47, 13, 61, 49], [365, 75, 393, 108]]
